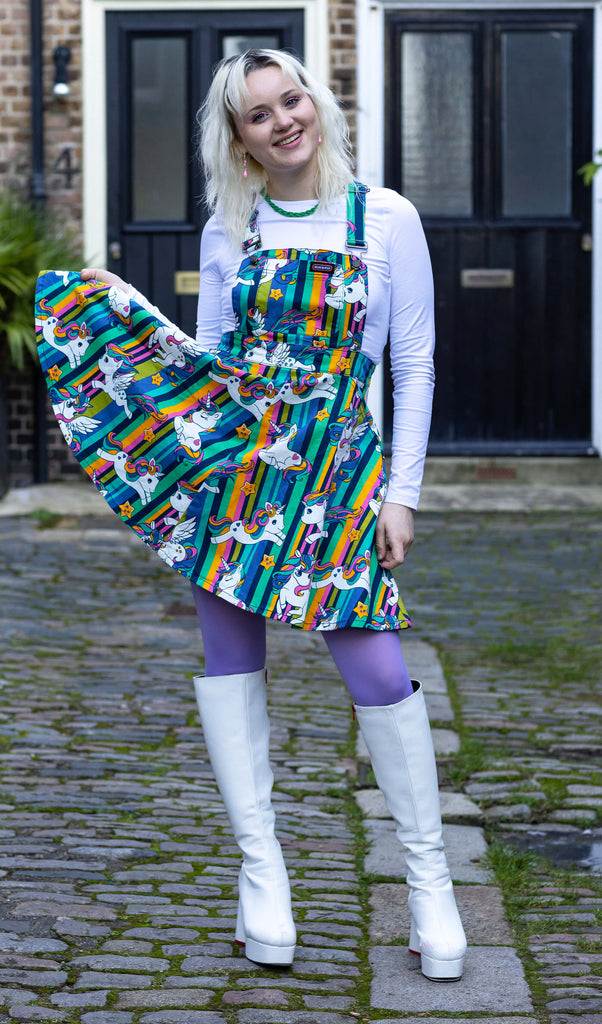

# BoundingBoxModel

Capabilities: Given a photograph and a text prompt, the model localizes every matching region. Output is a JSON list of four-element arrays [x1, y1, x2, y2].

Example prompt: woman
[[34, 49, 466, 979]]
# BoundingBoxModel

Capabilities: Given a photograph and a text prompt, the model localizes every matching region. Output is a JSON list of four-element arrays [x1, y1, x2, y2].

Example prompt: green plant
[[0, 191, 80, 369], [578, 148, 602, 186]]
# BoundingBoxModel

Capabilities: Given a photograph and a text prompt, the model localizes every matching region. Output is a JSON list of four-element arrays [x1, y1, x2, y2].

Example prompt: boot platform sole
[[410, 947, 464, 981], [236, 936, 295, 966]]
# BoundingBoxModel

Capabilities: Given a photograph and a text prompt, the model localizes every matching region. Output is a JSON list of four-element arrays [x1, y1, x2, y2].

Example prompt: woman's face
[[233, 65, 321, 195]]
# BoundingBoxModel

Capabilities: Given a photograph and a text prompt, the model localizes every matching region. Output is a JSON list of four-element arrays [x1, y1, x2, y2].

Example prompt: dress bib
[[34, 184, 411, 631]]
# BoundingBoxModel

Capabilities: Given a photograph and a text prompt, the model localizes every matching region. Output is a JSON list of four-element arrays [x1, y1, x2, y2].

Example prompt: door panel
[[106, 11, 304, 332], [384, 10, 592, 453]]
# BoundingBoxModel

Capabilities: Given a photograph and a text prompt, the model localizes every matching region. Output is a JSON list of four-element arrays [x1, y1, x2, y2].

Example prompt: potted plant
[[0, 191, 80, 497]]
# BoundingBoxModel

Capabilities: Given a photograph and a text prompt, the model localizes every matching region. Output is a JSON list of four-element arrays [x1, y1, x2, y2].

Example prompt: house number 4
[[52, 147, 80, 189]]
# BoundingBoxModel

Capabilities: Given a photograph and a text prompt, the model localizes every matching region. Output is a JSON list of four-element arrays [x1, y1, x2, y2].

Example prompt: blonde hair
[[198, 49, 354, 246]]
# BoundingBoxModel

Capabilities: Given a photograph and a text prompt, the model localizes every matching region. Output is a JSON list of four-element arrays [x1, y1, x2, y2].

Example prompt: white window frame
[[357, 0, 602, 456]]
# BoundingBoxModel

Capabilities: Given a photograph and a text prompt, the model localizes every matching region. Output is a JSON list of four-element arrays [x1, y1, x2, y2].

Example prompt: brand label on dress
[[310, 261, 335, 275]]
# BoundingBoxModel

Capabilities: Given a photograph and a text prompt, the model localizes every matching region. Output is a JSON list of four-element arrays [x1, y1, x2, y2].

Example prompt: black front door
[[106, 11, 304, 333], [385, 10, 593, 453]]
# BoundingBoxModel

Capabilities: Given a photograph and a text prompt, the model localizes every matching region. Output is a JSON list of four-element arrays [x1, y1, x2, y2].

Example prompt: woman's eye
[[285, 95, 300, 107], [251, 111, 268, 123]]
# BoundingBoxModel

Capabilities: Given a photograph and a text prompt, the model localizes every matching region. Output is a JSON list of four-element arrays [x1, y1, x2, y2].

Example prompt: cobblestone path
[[0, 507, 599, 1023], [402, 511, 602, 1024]]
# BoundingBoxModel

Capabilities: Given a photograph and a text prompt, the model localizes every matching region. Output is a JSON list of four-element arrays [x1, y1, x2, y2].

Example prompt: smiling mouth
[[275, 131, 302, 147]]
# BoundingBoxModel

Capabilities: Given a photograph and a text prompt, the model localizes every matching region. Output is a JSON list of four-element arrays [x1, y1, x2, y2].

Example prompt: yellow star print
[[261, 554, 275, 570], [353, 602, 368, 618], [151, 373, 163, 386], [347, 528, 361, 541], [236, 424, 252, 440], [337, 357, 351, 371], [315, 408, 329, 421], [313, 338, 328, 349], [143, 428, 155, 442], [119, 501, 134, 519], [48, 365, 61, 381], [270, 288, 283, 300], [241, 482, 256, 496]]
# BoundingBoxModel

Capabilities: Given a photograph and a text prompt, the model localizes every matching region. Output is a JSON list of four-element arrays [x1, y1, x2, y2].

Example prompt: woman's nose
[[273, 106, 294, 130]]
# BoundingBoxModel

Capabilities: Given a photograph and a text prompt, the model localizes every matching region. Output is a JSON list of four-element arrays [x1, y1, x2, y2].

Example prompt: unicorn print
[[301, 491, 328, 542], [208, 362, 283, 421], [314, 602, 340, 630], [381, 570, 400, 611], [243, 335, 316, 371], [272, 550, 315, 625], [96, 433, 162, 506], [209, 501, 286, 546], [174, 398, 223, 460], [257, 422, 311, 479], [36, 311, 92, 369], [369, 481, 387, 517], [214, 558, 247, 609], [49, 384, 101, 449], [324, 265, 367, 319], [149, 323, 206, 368], [164, 482, 198, 527], [311, 550, 372, 593], [278, 372, 337, 406], [235, 253, 269, 285], [157, 518, 197, 568], [247, 308, 267, 337], [90, 345, 139, 418], [259, 253, 292, 285], [108, 285, 131, 325]]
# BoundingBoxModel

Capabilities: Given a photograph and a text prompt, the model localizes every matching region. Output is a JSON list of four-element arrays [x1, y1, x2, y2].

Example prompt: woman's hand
[[375, 502, 415, 570], [80, 267, 130, 292]]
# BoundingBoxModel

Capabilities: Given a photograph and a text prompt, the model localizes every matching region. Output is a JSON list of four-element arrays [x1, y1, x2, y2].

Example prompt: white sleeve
[[195, 217, 231, 351], [385, 197, 435, 510], [127, 288, 195, 342]]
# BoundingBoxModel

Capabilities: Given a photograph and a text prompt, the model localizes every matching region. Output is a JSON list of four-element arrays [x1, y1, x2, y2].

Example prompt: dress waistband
[[218, 330, 376, 387]]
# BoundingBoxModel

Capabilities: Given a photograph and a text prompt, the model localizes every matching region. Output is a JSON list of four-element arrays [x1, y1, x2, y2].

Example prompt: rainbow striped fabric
[[34, 228, 410, 631]]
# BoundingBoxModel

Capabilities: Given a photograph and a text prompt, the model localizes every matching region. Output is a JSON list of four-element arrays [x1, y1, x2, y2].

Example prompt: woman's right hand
[[80, 267, 130, 293]]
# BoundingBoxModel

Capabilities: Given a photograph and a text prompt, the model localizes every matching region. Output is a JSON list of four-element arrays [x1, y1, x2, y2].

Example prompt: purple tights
[[191, 585, 413, 707]]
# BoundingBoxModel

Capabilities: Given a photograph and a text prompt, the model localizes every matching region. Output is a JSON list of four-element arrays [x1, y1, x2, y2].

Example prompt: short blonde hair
[[198, 49, 354, 246]]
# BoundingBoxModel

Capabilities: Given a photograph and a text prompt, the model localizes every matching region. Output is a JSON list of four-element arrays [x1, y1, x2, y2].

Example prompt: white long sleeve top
[[194, 187, 435, 510]]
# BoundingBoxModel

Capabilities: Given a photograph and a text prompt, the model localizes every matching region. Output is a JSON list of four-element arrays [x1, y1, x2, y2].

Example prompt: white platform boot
[[193, 668, 296, 966], [355, 681, 466, 981]]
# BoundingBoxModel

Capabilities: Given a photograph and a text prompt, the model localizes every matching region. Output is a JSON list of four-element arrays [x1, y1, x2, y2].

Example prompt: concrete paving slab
[[364, 821, 490, 883], [370, 883, 512, 945], [424, 692, 454, 722], [402, 641, 449, 693], [370, 945, 534, 1012], [432, 728, 460, 755], [0, 484, 109, 518], [419, 483, 602, 512], [356, 788, 483, 824]]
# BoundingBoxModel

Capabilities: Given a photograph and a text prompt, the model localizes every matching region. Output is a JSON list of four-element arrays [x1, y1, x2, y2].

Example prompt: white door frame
[[357, 0, 602, 456], [81, 0, 329, 266]]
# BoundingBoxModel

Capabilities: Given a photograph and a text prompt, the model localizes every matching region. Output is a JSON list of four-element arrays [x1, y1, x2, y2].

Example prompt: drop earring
[[243, 153, 248, 179], [318, 135, 322, 145]]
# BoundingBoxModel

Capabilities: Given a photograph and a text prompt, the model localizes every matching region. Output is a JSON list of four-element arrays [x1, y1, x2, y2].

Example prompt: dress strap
[[345, 181, 369, 252], [242, 207, 262, 253]]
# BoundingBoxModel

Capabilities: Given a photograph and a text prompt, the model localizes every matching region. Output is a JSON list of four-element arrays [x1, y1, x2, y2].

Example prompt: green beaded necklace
[[262, 191, 319, 218]]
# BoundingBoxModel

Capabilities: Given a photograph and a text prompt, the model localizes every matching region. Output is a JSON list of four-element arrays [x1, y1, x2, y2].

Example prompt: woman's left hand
[[375, 502, 415, 570]]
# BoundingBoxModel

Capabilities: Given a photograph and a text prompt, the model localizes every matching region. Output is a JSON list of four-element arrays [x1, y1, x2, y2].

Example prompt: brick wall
[[2, 2, 86, 489], [329, 0, 357, 149]]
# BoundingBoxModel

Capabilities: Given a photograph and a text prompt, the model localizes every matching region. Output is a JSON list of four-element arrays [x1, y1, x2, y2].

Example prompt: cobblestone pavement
[[0, 505, 599, 1023]]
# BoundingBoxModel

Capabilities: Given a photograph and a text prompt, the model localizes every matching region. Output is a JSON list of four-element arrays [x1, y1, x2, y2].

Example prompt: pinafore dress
[[34, 183, 411, 631]]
